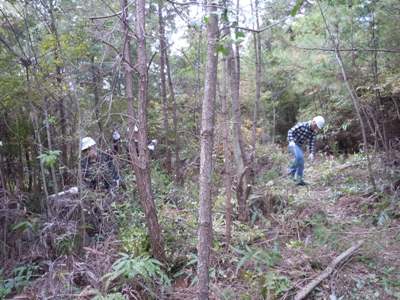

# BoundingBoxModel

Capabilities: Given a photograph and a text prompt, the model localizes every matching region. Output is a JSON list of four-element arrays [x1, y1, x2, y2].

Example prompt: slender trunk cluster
[[318, 1, 376, 190], [222, 0, 249, 223], [158, 0, 172, 172]]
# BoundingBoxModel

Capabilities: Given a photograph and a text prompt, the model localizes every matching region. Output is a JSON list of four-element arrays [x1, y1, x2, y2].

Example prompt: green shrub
[[0, 264, 38, 299], [102, 254, 170, 294]]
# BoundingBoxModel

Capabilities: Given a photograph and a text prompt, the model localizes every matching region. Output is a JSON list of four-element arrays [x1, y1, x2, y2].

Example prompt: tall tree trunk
[[194, 29, 203, 133], [48, 0, 68, 173], [370, 8, 388, 152], [158, 0, 172, 172], [251, 0, 262, 160], [25, 65, 49, 217], [120, 0, 166, 262], [91, 56, 104, 135], [223, 0, 249, 222], [165, 51, 183, 184], [220, 54, 233, 249], [44, 97, 59, 195], [197, 2, 219, 299], [318, 1, 376, 190]]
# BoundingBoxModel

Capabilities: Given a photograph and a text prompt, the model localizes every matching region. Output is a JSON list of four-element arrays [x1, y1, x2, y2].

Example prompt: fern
[[102, 254, 170, 292], [37, 150, 61, 168], [233, 245, 281, 274]]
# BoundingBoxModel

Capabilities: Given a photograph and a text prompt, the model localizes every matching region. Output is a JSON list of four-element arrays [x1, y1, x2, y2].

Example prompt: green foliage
[[258, 169, 280, 183], [93, 293, 125, 300], [55, 232, 79, 255], [11, 220, 33, 232], [151, 161, 173, 202], [217, 43, 229, 56], [0, 264, 38, 298], [120, 226, 150, 256], [37, 150, 61, 168], [102, 254, 170, 292], [291, 0, 305, 16], [110, 200, 150, 256], [260, 272, 291, 298], [233, 244, 281, 274]]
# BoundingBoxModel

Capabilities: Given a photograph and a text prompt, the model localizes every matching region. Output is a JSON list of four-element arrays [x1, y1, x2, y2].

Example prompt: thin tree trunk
[[44, 97, 59, 195], [370, 10, 388, 152], [25, 147, 32, 192], [224, 0, 249, 222], [318, 1, 376, 190], [0, 149, 8, 260], [25, 65, 49, 217], [120, 0, 166, 262], [158, 0, 172, 172], [251, 0, 262, 160], [197, 2, 219, 299], [165, 51, 182, 184], [31, 112, 49, 217], [48, 0, 68, 172], [194, 29, 203, 133], [91, 56, 104, 135], [221, 55, 233, 249], [272, 98, 276, 143]]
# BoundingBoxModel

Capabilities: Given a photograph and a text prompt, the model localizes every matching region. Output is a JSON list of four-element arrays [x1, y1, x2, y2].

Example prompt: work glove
[[289, 141, 295, 148], [113, 179, 120, 188], [308, 153, 314, 161]]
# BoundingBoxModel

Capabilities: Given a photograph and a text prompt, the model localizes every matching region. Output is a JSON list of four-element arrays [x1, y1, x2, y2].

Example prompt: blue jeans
[[288, 144, 304, 180]]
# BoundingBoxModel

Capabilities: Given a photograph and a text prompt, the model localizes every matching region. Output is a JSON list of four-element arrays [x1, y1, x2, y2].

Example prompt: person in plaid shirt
[[287, 116, 325, 185]]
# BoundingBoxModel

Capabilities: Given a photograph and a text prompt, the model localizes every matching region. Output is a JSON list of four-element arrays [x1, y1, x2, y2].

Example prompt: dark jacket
[[80, 152, 119, 191]]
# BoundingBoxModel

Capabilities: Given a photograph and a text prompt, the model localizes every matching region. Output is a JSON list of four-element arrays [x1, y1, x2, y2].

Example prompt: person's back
[[80, 137, 119, 192]]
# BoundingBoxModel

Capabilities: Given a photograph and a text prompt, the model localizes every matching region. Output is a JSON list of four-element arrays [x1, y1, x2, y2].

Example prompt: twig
[[294, 240, 364, 300], [89, 11, 122, 20], [292, 45, 400, 53], [235, 17, 289, 33]]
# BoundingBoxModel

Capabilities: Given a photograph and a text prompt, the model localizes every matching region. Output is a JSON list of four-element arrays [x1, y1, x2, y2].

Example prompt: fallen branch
[[294, 240, 364, 300]]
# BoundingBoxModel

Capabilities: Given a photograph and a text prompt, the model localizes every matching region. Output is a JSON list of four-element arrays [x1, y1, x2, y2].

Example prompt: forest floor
[[169, 145, 400, 299], [1, 145, 400, 300]]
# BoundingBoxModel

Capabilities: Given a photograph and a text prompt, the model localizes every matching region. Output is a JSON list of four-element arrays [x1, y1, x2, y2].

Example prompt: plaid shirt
[[288, 121, 317, 154]]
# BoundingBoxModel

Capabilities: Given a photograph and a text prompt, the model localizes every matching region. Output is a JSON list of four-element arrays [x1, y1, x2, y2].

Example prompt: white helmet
[[80, 137, 96, 151], [313, 116, 325, 129]]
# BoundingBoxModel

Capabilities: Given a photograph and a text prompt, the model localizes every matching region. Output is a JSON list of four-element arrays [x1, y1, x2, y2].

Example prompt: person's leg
[[288, 145, 296, 177], [293, 144, 304, 181]]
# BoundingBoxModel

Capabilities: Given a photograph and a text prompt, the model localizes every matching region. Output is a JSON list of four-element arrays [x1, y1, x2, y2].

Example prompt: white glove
[[308, 153, 314, 161], [289, 141, 295, 147]]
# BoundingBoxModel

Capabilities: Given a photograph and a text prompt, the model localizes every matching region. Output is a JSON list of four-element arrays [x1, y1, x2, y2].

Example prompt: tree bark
[[220, 54, 233, 249], [251, 0, 262, 162], [90, 55, 104, 136], [158, 0, 172, 172], [44, 97, 59, 195], [370, 9, 388, 152], [120, 0, 166, 262], [197, 2, 219, 299], [165, 50, 183, 184], [48, 0, 68, 172], [25, 65, 49, 217], [223, 0, 249, 222]]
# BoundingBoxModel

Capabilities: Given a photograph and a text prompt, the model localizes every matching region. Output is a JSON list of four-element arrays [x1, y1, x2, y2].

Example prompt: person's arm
[[288, 126, 295, 142]]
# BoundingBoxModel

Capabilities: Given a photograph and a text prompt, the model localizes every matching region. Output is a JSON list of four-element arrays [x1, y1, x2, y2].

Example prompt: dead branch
[[293, 45, 400, 53], [294, 240, 364, 300], [89, 11, 122, 20]]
